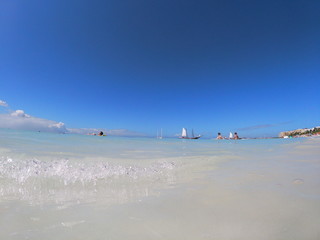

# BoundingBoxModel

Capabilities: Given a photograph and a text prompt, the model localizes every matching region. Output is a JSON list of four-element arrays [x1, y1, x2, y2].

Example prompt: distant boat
[[180, 128, 201, 139], [157, 128, 163, 139], [229, 132, 233, 139]]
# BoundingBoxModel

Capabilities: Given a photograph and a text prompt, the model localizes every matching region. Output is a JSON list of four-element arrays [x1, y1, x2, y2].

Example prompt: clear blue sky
[[1, 0, 319, 137]]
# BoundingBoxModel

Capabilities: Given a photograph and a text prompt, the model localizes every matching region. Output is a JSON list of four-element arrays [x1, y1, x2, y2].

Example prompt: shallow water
[[1, 129, 319, 239]]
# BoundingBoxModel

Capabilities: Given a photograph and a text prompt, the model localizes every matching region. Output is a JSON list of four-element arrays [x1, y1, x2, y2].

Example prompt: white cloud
[[49, 122, 65, 129], [0, 100, 8, 107], [11, 110, 31, 118], [0, 111, 67, 133], [0, 100, 145, 137], [0, 110, 145, 136]]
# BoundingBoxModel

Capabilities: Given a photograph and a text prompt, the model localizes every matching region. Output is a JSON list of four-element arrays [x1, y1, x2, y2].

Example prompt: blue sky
[[1, 0, 319, 137]]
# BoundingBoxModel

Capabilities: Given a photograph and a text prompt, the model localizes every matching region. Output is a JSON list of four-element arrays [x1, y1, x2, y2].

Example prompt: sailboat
[[180, 128, 201, 139], [229, 132, 233, 139], [157, 128, 163, 139]]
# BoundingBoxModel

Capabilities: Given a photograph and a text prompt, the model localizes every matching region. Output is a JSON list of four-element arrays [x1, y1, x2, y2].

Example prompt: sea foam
[[0, 155, 177, 205]]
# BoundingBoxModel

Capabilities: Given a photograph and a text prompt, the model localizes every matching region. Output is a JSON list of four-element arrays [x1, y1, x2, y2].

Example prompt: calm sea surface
[[1, 129, 319, 240]]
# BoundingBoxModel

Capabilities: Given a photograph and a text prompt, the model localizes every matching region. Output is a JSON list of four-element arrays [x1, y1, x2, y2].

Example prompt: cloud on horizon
[[0, 100, 146, 136], [0, 111, 146, 136], [236, 124, 275, 131], [0, 100, 8, 107], [67, 128, 147, 137], [107, 129, 147, 137], [0, 109, 67, 133], [235, 122, 292, 131]]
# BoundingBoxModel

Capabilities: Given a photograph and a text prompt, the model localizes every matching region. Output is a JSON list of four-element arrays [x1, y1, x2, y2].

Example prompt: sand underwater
[[0, 129, 319, 240]]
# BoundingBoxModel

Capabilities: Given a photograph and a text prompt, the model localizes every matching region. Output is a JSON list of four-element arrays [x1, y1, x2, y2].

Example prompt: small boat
[[229, 132, 233, 139], [180, 128, 201, 139], [157, 128, 163, 139]]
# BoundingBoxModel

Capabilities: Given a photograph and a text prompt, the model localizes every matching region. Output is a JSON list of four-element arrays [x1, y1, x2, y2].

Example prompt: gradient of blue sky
[[1, 0, 319, 137]]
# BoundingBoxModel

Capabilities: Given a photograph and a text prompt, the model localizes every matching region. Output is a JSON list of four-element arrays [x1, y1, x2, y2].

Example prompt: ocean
[[1, 128, 319, 240]]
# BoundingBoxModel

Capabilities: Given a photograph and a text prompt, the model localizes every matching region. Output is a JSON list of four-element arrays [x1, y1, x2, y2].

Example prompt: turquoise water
[[1, 129, 319, 239]]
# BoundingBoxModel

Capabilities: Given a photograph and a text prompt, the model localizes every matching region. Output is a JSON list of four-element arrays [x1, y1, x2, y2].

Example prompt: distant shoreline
[[279, 126, 320, 138]]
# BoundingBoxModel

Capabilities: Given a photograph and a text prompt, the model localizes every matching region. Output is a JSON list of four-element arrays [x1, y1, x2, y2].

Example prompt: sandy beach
[[0, 130, 319, 239]]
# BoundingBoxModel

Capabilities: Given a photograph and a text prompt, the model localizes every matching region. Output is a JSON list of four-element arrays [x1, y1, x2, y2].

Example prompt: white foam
[[0, 156, 178, 205]]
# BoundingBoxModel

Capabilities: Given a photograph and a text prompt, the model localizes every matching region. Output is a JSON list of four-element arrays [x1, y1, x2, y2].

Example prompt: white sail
[[229, 132, 233, 139], [157, 129, 163, 139], [182, 128, 188, 138], [192, 129, 194, 138]]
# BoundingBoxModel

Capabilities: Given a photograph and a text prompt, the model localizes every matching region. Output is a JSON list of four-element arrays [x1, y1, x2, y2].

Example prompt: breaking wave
[[0, 156, 177, 205]]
